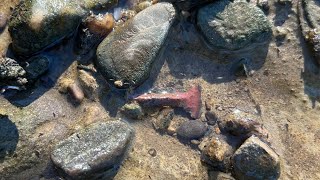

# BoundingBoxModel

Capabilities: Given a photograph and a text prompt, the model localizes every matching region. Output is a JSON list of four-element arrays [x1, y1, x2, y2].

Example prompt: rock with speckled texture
[[51, 121, 134, 179]]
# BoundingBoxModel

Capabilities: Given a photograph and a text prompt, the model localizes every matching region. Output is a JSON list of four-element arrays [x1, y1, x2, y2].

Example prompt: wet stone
[[121, 103, 144, 120], [96, 2, 176, 88], [51, 121, 134, 180], [0, 57, 27, 86], [8, 0, 87, 56], [78, 70, 99, 100], [197, 0, 272, 50], [68, 83, 85, 103], [177, 120, 207, 140], [232, 135, 280, 180], [25, 56, 50, 81], [152, 108, 174, 132]]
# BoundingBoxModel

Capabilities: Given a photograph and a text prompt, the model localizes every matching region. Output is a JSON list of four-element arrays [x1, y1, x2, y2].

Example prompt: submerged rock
[[232, 135, 280, 180], [25, 56, 50, 81], [301, 0, 320, 64], [96, 2, 176, 88], [177, 120, 207, 140], [121, 103, 144, 119], [9, 0, 87, 56], [51, 121, 134, 179], [0, 57, 27, 87], [197, 0, 272, 50]]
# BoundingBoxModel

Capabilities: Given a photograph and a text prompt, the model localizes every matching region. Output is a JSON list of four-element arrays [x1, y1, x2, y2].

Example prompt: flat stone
[[177, 120, 207, 140], [232, 135, 280, 180], [96, 2, 176, 88], [51, 121, 134, 179], [197, 0, 272, 50]]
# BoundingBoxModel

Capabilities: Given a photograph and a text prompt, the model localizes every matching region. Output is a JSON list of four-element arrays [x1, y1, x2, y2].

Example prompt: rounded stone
[[96, 2, 176, 88], [232, 135, 280, 180], [177, 120, 207, 140], [51, 121, 134, 179], [197, 0, 272, 50]]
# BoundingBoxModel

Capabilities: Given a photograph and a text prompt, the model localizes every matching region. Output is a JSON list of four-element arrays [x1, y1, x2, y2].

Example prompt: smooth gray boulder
[[232, 135, 280, 180], [197, 0, 272, 50], [96, 2, 176, 88], [51, 121, 134, 179]]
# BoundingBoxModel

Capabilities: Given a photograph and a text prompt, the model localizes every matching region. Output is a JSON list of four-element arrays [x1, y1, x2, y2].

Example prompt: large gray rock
[[51, 121, 134, 179], [9, 0, 86, 56], [197, 0, 272, 50], [232, 135, 280, 180], [8, 0, 117, 56], [96, 2, 176, 88]]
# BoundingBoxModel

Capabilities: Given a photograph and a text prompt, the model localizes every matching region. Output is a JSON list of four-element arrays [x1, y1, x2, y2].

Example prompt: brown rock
[[86, 13, 115, 36], [218, 111, 268, 140], [78, 70, 99, 100]]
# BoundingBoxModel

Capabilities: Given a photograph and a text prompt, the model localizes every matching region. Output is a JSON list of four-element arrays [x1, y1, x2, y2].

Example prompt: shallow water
[[1, 0, 320, 179]]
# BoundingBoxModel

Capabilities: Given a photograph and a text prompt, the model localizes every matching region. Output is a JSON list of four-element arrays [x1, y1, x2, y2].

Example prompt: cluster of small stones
[[0, 0, 287, 179], [121, 94, 279, 179]]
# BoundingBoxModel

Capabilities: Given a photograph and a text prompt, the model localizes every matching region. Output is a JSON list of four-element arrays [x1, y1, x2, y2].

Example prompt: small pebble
[[191, 140, 200, 145], [205, 111, 218, 125], [205, 101, 211, 111], [177, 120, 207, 140], [148, 148, 157, 157], [68, 83, 84, 103]]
